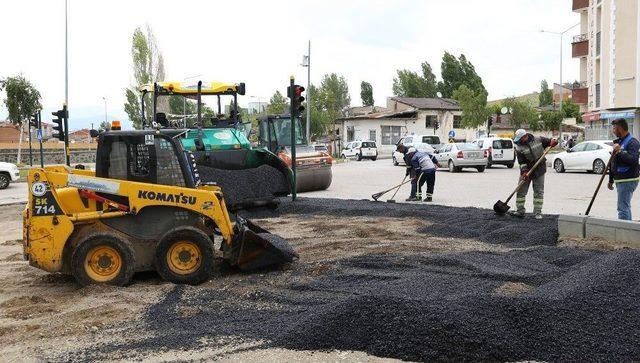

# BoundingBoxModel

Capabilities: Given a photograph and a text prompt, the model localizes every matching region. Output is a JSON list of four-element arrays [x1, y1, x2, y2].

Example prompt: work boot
[[509, 210, 525, 219], [424, 196, 432, 202], [534, 213, 543, 220], [405, 196, 419, 202]]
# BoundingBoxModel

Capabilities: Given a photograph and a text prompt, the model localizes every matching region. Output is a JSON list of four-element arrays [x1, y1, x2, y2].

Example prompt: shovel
[[387, 175, 408, 203], [372, 178, 413, 201], [494, 146, 553, 215], [585, 153, 615, 215]]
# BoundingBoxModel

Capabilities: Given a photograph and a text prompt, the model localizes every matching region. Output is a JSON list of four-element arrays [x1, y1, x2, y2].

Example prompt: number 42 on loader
[[22, 127, 297, 286]]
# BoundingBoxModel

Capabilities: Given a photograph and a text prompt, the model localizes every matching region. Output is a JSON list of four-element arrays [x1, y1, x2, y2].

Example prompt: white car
[[341, 140, 378, 161], [434, 143, 487, 172], [553, 140, 614, 174], [473, 137, 516, 168], [0, 162, 20, 189], [392, 135, 440, 166]]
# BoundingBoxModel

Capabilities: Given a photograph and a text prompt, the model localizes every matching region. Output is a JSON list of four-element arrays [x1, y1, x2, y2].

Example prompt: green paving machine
[[138, 81, 293, 209]]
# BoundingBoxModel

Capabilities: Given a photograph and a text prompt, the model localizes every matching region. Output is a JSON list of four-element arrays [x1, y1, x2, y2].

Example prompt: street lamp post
[[250, 96, 263, 114], [540, 23, 579, 140], [102, 97, 107, 126], [301, 40, 311, 143]]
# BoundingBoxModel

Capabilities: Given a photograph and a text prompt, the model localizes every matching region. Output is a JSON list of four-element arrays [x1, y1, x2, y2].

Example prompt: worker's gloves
[[405, 167, 411, 176], [550, 139, 558, 148], [520, 170, 530, 181]]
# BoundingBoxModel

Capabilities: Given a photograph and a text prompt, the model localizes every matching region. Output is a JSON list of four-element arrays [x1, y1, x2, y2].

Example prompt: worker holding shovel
[[607, 118, 639, 220], [511, 129, 557, 219]]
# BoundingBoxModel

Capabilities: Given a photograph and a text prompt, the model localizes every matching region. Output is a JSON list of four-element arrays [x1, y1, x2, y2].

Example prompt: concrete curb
[[558, 214, 640, 247]]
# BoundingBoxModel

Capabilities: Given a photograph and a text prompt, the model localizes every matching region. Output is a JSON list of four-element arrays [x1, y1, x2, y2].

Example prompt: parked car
[[552, 140, 614, 174], [434, 143, 487, 172], [392, 135, 440, 166], [0, 162, 20, 189], [473, 137, 516, 168], [341, 140, 378, 161]]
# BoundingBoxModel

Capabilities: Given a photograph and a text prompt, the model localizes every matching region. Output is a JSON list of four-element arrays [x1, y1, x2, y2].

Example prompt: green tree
[[0, 75, 42, 164], [452, 84, 490, 128], [123, 25, 166, 129], [267, 90, 288, 115], [98, 121, 111, 131], [539, 80, 553, 107], [360, 81, 374, 106], [562, 98, 581, 122], [503, 97, 540, 131], [392, 61, 438, 98], [307, 84, 330, 140], [438, 52, 486, 98], [314, 74, 350, 154], [540, 110, 563, 131]]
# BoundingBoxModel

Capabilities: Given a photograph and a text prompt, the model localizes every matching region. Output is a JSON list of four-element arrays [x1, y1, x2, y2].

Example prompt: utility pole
[[289, 76, 297, 201], [37, 111, 43, 168], [103, 97, 107, 125], [64, 0, 70, 165], [302, 40, 311, 143]]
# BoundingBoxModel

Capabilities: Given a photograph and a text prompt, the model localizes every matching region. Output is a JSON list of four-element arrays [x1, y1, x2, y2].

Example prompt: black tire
[[477, 166, 485, 173], [71, 234, 135, 287], [154, 227, 214, 285], [393, 156, 398, 166], [554, 159, 565, 173], [357, 153, 362, 161], [0, 173, 10, 190], [507, 163, 515, 169], [593, 159, 605, 174], [448, 160, 457, 173], [371, 156, 377, 161]]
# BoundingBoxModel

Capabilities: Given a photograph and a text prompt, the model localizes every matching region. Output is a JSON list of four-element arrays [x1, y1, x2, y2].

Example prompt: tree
[[539, 80, 553, 107], [314, 74, 350, 154], [0, 75, 42, 164], [123, 25, 166, 129], [452, 84, 490, 128], [438, 52, 486, 98], [307, 84, 330, 140], [99, 121, 111, 131], [392, 61, 438, 98], [360, 81, 374, 106], [267, 90, 288, 115], [540, 110, 563, 131], [503, 97, 540, 131], [562, 98, 581, 122]]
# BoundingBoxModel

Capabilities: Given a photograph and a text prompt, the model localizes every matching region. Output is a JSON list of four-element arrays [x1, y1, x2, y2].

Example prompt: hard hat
[[513, 129, 526, 142]]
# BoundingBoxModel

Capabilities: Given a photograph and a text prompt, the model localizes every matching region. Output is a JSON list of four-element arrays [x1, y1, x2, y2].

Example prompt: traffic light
[[52, 108, 66, 142], [288, 84, 305, 116], [29, 114, 38, 128]]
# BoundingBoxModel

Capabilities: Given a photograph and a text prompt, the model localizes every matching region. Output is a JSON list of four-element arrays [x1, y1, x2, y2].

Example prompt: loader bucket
[[232, 218, 298, 271]]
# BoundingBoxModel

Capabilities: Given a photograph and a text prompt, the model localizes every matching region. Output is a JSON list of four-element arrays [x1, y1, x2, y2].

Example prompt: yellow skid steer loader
[[22, 128, 297, 286]]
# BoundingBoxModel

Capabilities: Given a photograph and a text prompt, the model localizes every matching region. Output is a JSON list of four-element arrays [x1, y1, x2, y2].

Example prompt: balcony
[[571, 81, 588, 104], [596, 31, 601, 56], [573, 0, 589, 12], [572, 34, 589, 58]]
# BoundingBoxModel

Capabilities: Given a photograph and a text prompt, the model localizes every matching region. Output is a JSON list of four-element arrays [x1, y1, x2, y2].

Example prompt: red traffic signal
[[288, 84, 305, 116]]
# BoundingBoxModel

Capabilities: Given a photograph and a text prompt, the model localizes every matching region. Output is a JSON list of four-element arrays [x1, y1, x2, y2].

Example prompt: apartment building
[[572, 0, 640, 139]]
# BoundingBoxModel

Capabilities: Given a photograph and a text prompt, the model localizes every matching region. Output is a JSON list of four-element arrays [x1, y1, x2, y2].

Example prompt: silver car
[[435, 143, 488, 172]]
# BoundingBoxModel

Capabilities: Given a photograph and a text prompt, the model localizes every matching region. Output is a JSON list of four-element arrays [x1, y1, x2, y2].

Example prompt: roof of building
[[391, 97, 460, 110], [338, 109, 417, 121], [345, 105, 389, 116]]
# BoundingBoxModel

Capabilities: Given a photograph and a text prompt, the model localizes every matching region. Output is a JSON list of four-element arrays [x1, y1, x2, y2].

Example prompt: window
[[108, 141, 128, 180], [453, 116, 462, 129], [476, 140, 484, 148], [571, 143, 588, 152], [422, 136, 440, 145], [381, 126, 402, 145], [361, 142, 376, 148], [155, 137, 186, 187], [585, 143, 600, 151], [129, 144, 151, 177], [346, 126, 355, 142], [492, 140, 513, 149], [369, 130, 376, 142], [425, 115, 436, 128], [456, 143, 480, 151]]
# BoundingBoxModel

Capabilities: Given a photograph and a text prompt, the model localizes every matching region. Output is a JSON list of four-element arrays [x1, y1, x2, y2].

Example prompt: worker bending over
[[410, 151, 441, 202], [512, 128, 557, 219], [396, 145, 418, 201]]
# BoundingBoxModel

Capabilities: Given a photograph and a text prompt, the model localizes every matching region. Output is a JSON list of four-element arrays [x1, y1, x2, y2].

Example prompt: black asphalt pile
[[198, 164, 290, 207], [76, 198, 640, 362], [242, 197, 558, 247]]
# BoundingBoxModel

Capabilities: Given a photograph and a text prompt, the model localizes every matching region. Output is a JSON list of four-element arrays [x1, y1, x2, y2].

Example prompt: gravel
[[73, 198, 640, 362], [198, 165, 290, 207]]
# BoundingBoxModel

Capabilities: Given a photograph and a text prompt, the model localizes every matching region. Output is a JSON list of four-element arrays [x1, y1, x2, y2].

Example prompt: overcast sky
[[0, 0, 581, 130]]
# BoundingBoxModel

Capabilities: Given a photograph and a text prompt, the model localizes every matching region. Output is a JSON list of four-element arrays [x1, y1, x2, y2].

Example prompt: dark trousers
[[417, 170, 436, 198]]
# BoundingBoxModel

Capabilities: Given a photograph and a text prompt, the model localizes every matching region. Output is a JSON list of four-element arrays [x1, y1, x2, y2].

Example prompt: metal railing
[[595, 83, 601, 108], [572, 33, 588, 43], [570, 81, 588, 89], [596, 32, 601, 56]]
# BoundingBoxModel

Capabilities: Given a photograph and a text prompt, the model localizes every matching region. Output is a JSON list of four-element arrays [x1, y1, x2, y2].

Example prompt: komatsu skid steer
[[22, 128, 297, 286]]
